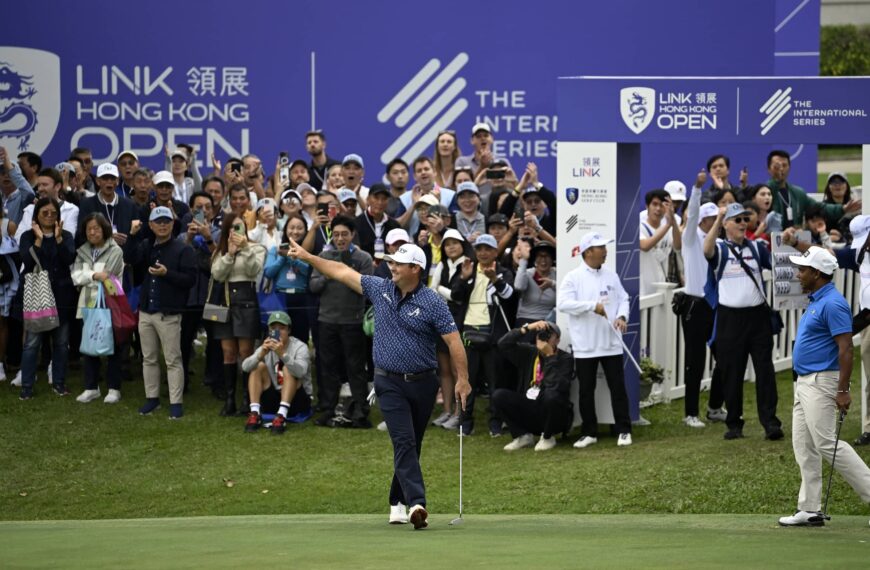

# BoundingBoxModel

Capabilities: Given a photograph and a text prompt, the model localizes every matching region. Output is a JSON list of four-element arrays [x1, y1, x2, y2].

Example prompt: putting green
[[1, 514, 868, 569]]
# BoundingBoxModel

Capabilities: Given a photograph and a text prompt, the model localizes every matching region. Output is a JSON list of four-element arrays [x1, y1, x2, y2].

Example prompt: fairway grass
[[1, 514, 869, 569]]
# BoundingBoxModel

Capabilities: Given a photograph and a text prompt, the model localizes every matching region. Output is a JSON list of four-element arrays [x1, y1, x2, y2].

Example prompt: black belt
[[374, 368, 435, 382]]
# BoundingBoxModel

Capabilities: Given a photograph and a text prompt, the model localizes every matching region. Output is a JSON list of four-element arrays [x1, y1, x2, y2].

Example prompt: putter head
[[449, 516, 463, 526]]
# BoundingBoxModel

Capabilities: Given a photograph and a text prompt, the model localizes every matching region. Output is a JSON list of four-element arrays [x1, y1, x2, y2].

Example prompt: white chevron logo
[[759, 87, 792, 135], [377, 53, 470, 166]]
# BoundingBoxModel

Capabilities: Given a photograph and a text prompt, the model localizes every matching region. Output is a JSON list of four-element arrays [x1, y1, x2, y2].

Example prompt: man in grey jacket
[[242, 311, 312, 435], [310, 215, 374, 427]]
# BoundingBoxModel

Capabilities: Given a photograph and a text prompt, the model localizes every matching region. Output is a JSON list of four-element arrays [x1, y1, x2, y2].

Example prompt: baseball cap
[[342, 153, 364, 168], [295, 182, 316, 196], [530, 242, 556, 264], [385, 228, 411, 245], [490, 158, 509, 169], [471, 122, 491, 135], [456, 181, 479, 195], [117, 150, 138, 163], [789, 246, 838, 276], [724, 202, 749, 221], [473, 234, 498, 249], [850, 215, 870, 249], [442, 228, 465, 244], [152, 170, 174, 186], [267, 311, 292, 327], [96, 163, 119, 178], [416, 194, 439, 208], [338, 188, 358, 204], [256, 198, 277, 212], [289, 159, 308, 171], [579, 232, 614, 253], [170, 148, 189, 161], [369, 183, 391, 197], [664, 180, 687, 201], [149, 206, 173, 221], [383, 244, 427, 269], [522, 186, 541, 199], [281, 189, 302, 203], [827, 172, 849, 185], [699, 202, 719, 219], [487, 213, 509, 228]]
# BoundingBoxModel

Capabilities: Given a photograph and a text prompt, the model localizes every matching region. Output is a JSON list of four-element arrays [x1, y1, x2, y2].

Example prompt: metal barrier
[[640, 268, 862, 402]]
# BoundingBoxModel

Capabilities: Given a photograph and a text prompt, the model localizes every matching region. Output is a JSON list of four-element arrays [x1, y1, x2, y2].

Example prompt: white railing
[[640, 268, 862, 402]]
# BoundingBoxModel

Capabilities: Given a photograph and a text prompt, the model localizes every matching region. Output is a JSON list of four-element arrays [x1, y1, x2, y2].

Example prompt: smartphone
[[514, 200, 525, 218], [234, 223, 245, 235], [269, 329, 281, 341], [230, 162, 242, 173], [193, 208, 205, 224], [278, 152, 290, 186], [327, 204, 337, 219], [317, 203, 329, 217], [486, 169, 506, 180], [279, 243, 290, 251]]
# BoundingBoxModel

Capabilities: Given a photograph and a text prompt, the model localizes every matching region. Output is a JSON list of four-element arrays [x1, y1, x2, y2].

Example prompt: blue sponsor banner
[[0, 0, 800, 191], [558, 77, 870, 144]]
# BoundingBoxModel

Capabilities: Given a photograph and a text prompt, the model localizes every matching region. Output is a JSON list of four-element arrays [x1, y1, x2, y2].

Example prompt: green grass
[[2, 514, 869, 569], [2, 352, 870, 522], [818, 145, 862, 162]]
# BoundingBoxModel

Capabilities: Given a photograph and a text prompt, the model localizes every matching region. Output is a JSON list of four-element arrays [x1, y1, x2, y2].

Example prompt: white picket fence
[[639, 269, 863, 401]]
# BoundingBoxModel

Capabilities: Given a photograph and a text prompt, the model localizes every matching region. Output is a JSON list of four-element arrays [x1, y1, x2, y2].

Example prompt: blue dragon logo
[[626, 92, 648, 129], [0, 62, 39, 150]]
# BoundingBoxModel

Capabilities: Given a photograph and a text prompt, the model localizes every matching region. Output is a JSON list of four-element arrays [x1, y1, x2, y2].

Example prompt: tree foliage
[[820, 25, 870, 76]]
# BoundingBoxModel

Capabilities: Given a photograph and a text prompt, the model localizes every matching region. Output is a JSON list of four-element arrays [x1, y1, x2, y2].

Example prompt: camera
[[486, 168, 506, 180], [535, 328, 553, 342], [230, 162, 242, 173]]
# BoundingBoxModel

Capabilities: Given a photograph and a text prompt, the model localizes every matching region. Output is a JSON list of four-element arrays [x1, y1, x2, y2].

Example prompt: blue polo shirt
[[361, 275, 458, 374], [793, 282, 852, 376]]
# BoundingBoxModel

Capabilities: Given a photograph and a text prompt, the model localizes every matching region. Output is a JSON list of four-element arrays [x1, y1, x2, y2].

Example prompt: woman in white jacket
[[71, 213, 125, 404]]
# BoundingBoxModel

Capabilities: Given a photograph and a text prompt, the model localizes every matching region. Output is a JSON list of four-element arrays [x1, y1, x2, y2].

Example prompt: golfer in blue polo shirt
[[286, 237, 471, 530], [778, 246, 870, 527]]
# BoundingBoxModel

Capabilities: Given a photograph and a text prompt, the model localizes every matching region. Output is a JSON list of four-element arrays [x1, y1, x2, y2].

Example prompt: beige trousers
[[139, 311, 184, 405], [860, 328, 870, 432], [792, 371, 870, 512]]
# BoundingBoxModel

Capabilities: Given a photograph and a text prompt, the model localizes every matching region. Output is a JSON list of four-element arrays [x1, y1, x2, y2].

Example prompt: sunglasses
[[438, 130, 456, 136], [730, 216, 751, 224]]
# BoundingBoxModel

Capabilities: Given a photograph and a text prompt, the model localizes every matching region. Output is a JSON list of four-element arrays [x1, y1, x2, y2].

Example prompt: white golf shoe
[[503, 433, 536, 451], [389, 503, 408, 524], [76, 389, 101, 403], [617, 433, 633, 447], [11, 370, 22, 387], [103, 389, 121, 404], [778, 511, 825, 527], [534, 436, 557, 452], [683, 415, 706, 428], [573, 436, 598, 449]]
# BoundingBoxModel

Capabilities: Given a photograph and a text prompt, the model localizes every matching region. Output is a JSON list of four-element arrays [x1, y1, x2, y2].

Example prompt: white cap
[[338, 188, 358, 203], [295, 182, 316, 196], [416, 194, 439, 208], [664, 180, 687, 201], [699, 202, 719, 219], [385, 228, 411, 245], [579, 232, 614, 254], [789, 246, 838, 275], [117, 150, 138, 162], [96, 163, 119, 178], [850, 215, 870, 249], [442, 228, 465, 243], [152, 170, 174, 186], [471, 122, 491, 135], [170, 147, 189, 161], [383, 244, 427, 269]]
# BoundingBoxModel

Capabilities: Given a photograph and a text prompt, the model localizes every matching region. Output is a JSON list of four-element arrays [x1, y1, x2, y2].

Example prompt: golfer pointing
[[779, 247, 870, 527], [287, 238, 471, 530]]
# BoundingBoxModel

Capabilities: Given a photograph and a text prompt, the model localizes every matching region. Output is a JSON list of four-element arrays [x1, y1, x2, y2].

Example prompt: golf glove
[[367, 387, 377, 406]]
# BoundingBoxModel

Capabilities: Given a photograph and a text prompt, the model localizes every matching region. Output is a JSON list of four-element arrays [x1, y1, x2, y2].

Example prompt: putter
[[450, 407, 464, 526], [821, 409, 847, 521], [605, 314, 642, 375]]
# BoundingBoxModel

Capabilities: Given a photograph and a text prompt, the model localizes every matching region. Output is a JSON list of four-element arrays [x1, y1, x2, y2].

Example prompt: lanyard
[[363, 211, 383, 238]]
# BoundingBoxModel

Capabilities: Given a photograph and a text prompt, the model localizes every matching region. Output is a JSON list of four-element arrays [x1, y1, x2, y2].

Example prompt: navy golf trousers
[[374, 370, 439, 508]]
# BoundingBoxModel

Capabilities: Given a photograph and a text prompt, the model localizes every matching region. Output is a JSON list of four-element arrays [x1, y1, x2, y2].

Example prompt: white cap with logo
[[699, 202, 719, 219], [383, 244, 427, 269], [96, 163, 119, 178], [579, 232, 614, 253], [664, 180, 687, 201], [789, 246, 838, 276], [152, 171, 174, 186]]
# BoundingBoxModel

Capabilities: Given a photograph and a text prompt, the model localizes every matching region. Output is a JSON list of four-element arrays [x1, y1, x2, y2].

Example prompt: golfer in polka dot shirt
[[287, 238, 471, 530]]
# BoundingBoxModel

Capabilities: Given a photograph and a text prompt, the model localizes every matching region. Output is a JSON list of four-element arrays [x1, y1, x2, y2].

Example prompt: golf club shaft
[[459, 421, 463, 517], [822, 409, 847, 518], [604, 314, 642, 375]]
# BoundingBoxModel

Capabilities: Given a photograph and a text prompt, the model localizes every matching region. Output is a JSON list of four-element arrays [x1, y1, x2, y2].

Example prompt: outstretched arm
[[286, 237, 362, 294]]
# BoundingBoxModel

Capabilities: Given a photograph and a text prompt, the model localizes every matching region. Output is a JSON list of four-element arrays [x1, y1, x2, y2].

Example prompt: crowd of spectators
[[1, 131, 866, 449]]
